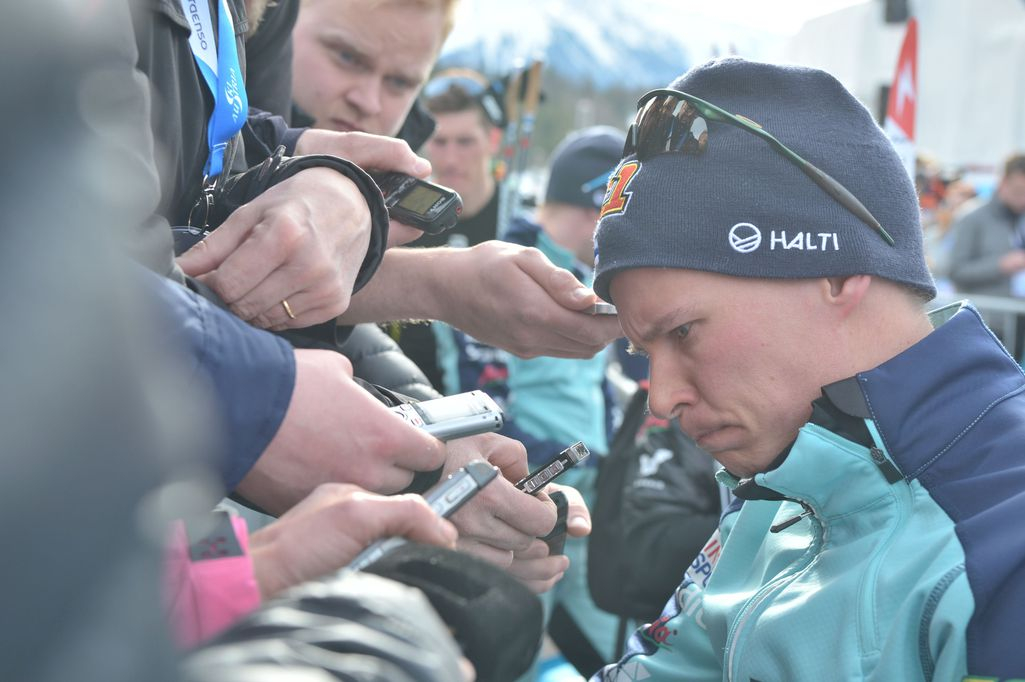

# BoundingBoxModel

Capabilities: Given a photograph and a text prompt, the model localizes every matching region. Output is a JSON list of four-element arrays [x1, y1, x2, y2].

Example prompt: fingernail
[[568, 515, 590, 533], [413, 158, 431, 176], [573, 287, 593, 302]]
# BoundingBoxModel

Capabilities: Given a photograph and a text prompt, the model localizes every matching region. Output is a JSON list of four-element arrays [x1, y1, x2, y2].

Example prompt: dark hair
[[1004, 153, 1025, 178]]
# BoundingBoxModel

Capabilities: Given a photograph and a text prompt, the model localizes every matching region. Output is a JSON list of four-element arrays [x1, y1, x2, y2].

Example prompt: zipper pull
[[870, 447, 904, 484], [770, 501, 814, 533]]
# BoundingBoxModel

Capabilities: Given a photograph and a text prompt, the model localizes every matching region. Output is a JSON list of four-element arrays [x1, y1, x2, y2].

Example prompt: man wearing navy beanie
[[591, 59, 1025, 681]]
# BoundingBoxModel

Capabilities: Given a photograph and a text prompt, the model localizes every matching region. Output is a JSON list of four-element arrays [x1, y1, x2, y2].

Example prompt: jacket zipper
[[725, 500, 826, 682]]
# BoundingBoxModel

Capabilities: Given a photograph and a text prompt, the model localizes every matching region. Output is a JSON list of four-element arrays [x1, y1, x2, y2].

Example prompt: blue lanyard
[[180, 0, 248, 178]]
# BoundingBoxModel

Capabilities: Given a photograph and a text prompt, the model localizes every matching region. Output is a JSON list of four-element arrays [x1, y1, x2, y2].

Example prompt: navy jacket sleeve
[[145, 270, 296, 491], [244, 108, 305, 163]]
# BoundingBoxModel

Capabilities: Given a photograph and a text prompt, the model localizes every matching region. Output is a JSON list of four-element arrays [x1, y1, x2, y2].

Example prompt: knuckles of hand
[[267, 213, 310, 254]]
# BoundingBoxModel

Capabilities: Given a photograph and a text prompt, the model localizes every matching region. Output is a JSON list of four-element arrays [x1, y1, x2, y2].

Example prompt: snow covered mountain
[[438, 0, 786, 90]]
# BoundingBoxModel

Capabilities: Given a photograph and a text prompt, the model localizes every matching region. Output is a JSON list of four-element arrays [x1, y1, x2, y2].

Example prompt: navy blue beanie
[[593, 58, 935, 303], [545, 126, 626, 210]]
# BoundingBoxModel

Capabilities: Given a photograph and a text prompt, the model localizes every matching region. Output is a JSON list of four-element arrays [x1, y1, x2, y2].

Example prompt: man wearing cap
[[436, 126, 627, 673], [591, 58, 1025, 681]]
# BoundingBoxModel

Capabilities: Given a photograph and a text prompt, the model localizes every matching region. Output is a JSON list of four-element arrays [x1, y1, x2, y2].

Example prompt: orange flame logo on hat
[[599, 161, 640, 220]]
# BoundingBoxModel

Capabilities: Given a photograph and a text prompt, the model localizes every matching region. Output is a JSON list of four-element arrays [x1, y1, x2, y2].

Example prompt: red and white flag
[[884, 17, 918, 181]]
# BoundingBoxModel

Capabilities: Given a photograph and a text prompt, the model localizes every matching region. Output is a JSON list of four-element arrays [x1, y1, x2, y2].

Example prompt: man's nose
[[646, 360, 697, 421], [345, 74, 383, 118]]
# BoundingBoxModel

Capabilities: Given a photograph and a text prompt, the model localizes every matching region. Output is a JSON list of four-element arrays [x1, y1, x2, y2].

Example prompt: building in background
[[783, 0, 1025, 176], [437, 0, 1025, 182]]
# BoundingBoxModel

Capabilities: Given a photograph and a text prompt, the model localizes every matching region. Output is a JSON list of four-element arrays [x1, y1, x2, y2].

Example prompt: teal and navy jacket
[[593, 303, 1025, 681]]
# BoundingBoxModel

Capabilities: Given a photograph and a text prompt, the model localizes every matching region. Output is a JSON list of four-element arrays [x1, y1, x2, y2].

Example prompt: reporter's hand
[[177, 167, 371, 329], [546, 481, 593, 539], [999, 248, 1025, 274], [249, 482, 457, 599], [505, 482, 591, 593], [443, 433, 559, 568], [235, 349, 448, 516], [436, 242, 623, 358], [294, 129, 433, 248]]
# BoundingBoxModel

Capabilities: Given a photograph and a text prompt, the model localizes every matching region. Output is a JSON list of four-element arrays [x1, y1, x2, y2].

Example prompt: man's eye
[[385, 76, 417, 92], [674, 323, 692, 341]]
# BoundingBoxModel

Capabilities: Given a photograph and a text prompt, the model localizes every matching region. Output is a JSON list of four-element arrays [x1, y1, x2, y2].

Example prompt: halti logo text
[[729, 223, 840, 253]]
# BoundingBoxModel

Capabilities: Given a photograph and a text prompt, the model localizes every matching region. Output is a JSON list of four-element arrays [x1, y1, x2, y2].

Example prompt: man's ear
[[823, 275, 871, 315]]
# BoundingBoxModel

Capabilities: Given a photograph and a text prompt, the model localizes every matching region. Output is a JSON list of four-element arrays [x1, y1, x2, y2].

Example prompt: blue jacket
[[594, 303, 1025, 681], [147, 271, 295, 491]]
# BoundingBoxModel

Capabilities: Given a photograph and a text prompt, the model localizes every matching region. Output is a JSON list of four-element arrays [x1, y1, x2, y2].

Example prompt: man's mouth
[[691, 425, 729, 449], [329, 117, 360, 133]]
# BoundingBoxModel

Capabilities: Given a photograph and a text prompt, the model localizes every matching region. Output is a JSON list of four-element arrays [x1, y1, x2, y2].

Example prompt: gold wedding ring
[[281, 299, 296, 320]]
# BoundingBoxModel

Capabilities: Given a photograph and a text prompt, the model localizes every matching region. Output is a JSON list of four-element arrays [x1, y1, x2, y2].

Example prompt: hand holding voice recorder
[[515, 441, 590, 496], [390, 390, 504, 441], [586, 302, 617, 315], [374, 172, 462, 235], [345, 459, 498, 571]]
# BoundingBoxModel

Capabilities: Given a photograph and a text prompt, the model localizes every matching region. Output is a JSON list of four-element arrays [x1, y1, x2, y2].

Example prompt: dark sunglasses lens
[[423, 75, 486, 99], [633, 95, 709, 161]]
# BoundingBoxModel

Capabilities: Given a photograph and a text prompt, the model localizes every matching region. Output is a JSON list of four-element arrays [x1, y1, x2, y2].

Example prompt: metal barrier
[[934, 293, 1025, 361]]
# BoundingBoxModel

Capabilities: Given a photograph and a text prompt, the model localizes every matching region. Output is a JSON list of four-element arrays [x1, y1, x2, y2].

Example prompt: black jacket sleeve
[[338, 324, 443, 402], [243, 108, 305, 163]]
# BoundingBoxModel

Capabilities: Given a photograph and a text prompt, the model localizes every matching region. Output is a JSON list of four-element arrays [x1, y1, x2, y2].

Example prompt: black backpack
[[588, 385, 722, 633]]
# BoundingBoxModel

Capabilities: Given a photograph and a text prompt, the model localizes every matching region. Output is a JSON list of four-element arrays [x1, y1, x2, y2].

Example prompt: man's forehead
[[434, 110, 490, 135], [304, 0, 444, 48]]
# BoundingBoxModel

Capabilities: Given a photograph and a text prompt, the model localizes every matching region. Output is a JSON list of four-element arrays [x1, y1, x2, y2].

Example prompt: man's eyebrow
[[635, 307, 692, 344], [388, 65, 427, 87], [320, 29, 371, 63]]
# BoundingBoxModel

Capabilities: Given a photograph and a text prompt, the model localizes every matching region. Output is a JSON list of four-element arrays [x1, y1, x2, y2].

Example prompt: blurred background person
[[949, 152, 1025, 360], [398, 68, 506, 389], [416, 68, 505, 248]]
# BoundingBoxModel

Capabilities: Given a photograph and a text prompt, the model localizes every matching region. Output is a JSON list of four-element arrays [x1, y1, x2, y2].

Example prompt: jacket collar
[[722, 302, 1024, 517], [855, 301, 1025, 480]]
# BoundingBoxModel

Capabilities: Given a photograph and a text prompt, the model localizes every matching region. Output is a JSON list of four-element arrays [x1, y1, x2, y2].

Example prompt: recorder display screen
[[397, 184, 441, 214]]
